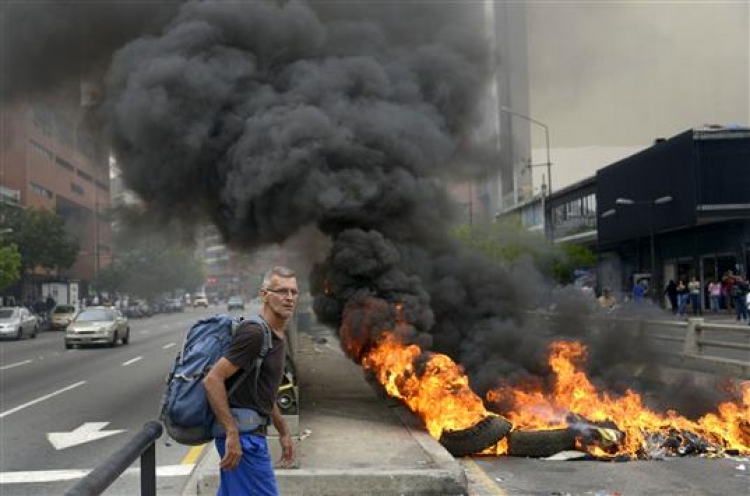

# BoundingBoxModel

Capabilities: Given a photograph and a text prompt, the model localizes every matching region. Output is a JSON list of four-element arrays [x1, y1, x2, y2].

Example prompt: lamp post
[[500, 106, 552, 196], [615, 195, 673, 299]]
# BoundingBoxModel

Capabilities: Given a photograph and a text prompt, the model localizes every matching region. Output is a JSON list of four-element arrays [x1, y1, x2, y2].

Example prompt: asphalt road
[[0, 306, 225, 496]]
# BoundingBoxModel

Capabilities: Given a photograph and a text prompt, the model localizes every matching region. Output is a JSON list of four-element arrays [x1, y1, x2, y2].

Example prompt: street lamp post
[[500, 106, 552, 196], [615, 195, 673, 299]]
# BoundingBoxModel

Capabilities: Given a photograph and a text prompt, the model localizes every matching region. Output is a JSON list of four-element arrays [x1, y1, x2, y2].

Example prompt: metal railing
[[65, 421, 162, 496], [530, 310, 750, 378]]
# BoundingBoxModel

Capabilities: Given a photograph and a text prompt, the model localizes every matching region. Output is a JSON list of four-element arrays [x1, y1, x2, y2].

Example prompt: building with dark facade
[[596, 127, 750, 297]]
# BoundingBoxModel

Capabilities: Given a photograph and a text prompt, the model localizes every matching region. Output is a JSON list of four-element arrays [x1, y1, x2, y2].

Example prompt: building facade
[[0, 89, 111, 301]]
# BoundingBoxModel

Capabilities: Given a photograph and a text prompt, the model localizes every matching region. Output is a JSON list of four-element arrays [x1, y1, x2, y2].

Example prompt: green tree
[[452, 218, 596, 284], [0, 205, 79, 275], [95, 229, 205, 302], [0, 244, 22, 291]]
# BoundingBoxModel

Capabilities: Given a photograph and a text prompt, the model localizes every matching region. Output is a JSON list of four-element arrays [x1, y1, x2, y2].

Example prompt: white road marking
[[47, 422, 126, 450], [162, 342, 176, 349], [160, 324, 170, 329], [0, 381, 86, 419], [0, 359, 32, 371], [0, 464, 194, 484], [122, 356, 143, 366]]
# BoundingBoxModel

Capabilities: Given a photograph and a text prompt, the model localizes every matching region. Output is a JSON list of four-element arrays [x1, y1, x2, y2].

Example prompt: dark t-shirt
[[224, 320, 286, 417]]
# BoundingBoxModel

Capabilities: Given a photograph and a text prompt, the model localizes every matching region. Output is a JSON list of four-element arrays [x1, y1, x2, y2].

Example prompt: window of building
[[29, 140, 54, 161], [77, 169, 93, 182], [29, 182, 53, 200], [55, 157, 75, 172], [95, 180, 110, 192], [70, 182, 85, 196]]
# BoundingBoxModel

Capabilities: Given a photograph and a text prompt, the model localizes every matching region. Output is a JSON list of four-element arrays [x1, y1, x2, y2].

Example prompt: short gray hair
[[261, 266, 296, 289]]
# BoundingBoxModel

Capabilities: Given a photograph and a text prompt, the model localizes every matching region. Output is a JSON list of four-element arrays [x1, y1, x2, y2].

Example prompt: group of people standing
[[663, 270, 750, 322]]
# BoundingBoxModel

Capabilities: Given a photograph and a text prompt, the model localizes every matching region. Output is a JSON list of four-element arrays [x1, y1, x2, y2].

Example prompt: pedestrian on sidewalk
[[203, 266, 299, 496], [688, 277, 702, 315], [676, 280, 689, 316], [707, 279, 722, 313], [664, 280, 678, 314], [734, 275, 749, 322]]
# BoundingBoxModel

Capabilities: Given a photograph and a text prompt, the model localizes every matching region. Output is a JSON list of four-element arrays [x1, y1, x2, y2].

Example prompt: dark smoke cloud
[[1, 0, 178, 102], [5, 1, 729, 417]]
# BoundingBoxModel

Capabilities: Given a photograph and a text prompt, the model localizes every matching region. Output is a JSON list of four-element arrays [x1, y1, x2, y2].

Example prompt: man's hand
[[278, 432, 295, 468], [220, 431, 242, 471]]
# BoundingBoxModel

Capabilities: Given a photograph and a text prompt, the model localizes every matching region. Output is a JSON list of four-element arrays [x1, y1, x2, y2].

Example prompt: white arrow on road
[[47, 422, 126, 450]]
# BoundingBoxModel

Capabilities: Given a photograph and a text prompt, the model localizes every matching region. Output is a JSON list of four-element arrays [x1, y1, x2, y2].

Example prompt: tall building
[[0, 82, 111, 299]]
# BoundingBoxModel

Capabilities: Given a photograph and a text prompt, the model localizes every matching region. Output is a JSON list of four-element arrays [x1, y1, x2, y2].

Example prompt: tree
[[95, 228, 205, 302], [0, 205, 79, 276], [0, 244, 21, 291], [452, 218, 596, 285]]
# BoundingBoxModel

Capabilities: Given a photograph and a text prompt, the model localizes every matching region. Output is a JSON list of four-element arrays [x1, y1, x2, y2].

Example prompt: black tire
[[31, 326, 38, 339], [507, 428, 577, 458], [122, 329, 130, 345], [438, 415, 512, 457], [15, 327, 22, 340], [65, 342, 72, 350], [109, 333, 117, 348]]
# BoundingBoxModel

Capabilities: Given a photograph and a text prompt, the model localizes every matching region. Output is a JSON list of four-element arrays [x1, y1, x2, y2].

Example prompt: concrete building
[[0, 85, 111, 300]]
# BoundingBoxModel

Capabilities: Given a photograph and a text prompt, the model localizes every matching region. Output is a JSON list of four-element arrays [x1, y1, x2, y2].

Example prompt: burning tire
[[438, 415, 512, 457], [507, 428, 577, 458]]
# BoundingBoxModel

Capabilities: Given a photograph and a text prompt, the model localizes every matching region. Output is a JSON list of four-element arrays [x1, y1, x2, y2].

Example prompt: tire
[[15, 327, 22, 340], [121, 329, 130, 345], [507, 428, 577, 458], [31, 326, 38, 339], [109, 333, 117, 348], [438, 415, 512, 457], [65, 342, 72, 350]]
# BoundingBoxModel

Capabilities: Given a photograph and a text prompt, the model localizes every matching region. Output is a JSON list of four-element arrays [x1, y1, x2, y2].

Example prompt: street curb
[[180, 407, 468, 496]]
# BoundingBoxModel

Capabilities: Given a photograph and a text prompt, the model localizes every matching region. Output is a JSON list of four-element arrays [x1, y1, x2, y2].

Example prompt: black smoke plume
[[5, 0, 730, 416]]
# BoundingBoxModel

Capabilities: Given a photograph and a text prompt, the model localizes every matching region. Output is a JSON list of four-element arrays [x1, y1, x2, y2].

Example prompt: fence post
[[141, 440, 157, 496], [683, 317, 704, 355]]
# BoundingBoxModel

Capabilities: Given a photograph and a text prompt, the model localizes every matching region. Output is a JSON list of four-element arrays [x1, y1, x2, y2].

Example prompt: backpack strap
[[227, 315, 273, 410]]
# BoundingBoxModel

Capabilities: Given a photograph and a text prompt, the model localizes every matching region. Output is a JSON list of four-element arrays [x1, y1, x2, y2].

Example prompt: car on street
[[64, 306, 130, 349], [227, 296, 245, 311], [193, 294, 209, 308], [50, 304, 77, 330], [0, 307, 39, 340]]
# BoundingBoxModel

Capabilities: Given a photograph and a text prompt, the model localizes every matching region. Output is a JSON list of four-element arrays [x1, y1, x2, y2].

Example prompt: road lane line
[[162, 342, 176, 349], [0, 359, 32, 371], [181, 444, 208, 465], [122, 357, 143, 366], [462, 458, 508, 495], [0, 381, 86, 419], [0, 465, 194, 484]]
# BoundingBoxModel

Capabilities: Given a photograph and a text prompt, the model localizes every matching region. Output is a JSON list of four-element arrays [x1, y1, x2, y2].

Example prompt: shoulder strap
[[226, 315, 272, 403]]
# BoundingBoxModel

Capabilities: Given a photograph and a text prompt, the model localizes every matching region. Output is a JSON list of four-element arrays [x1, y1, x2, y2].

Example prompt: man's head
[[259, 266, 299, 321]]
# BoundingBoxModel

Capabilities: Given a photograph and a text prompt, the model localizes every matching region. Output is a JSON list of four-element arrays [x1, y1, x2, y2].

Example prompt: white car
[[193, 294, 209, 308], [0, 307, 39, 340], [64, 306, 130, 349]]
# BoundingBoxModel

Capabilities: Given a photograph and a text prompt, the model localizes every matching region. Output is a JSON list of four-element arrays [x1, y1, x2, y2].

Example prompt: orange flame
[[341, 300, 749, 457]]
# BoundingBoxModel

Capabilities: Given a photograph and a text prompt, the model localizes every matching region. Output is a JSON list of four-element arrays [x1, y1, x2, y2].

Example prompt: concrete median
[[181, 324, 467, 496]]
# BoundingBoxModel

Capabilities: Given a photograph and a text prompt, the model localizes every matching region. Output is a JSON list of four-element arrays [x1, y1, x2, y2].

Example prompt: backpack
[[159, 313, 272, 445]]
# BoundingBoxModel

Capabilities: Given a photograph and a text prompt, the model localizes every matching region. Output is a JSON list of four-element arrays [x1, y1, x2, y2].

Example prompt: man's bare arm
[[203, 357, 241, 469], [271, 403, 295, 466]]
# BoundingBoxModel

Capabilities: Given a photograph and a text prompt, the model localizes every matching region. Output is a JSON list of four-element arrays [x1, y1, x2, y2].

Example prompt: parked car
[[0, 307, 39, 340], [50, 304, 77, 330], [227, 296, 245, 311], [64, 306, 130, 349]]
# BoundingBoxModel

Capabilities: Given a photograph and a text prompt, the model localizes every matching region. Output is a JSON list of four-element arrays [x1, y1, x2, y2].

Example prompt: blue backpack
[[159, 314, 272, 445]]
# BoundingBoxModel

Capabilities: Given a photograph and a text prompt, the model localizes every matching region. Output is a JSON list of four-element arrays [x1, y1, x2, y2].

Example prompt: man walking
[[203, 266, 298, 495]]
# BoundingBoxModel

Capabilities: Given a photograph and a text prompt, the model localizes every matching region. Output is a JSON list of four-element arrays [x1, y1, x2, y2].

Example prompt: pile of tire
[[506, 428, 578, 457], [438, 416, 513, 457]]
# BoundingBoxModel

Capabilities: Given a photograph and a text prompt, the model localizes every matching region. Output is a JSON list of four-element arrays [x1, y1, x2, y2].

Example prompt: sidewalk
[[181, 323, 467, 496]]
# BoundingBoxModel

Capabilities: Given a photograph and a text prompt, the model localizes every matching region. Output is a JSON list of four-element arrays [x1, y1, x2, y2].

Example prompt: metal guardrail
[[531, 310, 750, 378], [64, 421, 162, 496]]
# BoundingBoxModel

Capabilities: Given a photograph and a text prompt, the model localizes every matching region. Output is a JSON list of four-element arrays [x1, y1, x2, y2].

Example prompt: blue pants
[[215, 434, 278, 496], [736, 296, 748, 321]]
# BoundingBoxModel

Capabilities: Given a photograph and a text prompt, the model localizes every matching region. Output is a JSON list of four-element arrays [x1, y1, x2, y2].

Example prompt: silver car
[[64, 306, 130, 349], [0, 307, 39, 340]]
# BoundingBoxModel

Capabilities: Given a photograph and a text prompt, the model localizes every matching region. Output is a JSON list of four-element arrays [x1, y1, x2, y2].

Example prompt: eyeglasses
[[265, 288, 300, 297]]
